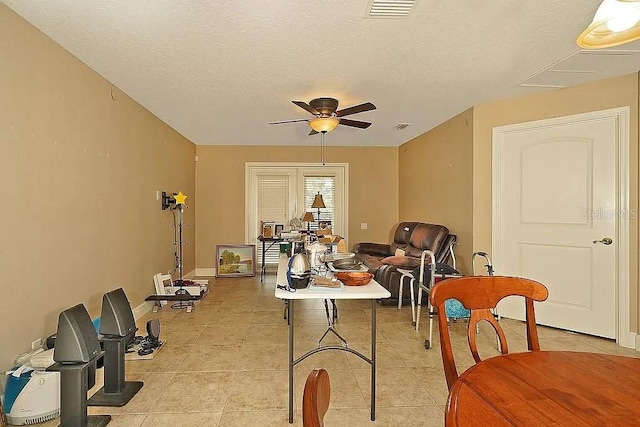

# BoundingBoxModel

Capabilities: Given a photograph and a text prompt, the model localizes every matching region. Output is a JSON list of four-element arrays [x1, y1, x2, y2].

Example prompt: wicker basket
[[334, 272, 373, 286]]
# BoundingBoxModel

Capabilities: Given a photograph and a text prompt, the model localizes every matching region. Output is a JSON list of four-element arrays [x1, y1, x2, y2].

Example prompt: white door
[[245, 163, 349, 264], [493, 110, 628, 339]]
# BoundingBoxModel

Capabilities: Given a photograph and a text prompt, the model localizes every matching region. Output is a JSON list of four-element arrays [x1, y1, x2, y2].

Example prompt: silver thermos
[[287, 253, 311, 289]]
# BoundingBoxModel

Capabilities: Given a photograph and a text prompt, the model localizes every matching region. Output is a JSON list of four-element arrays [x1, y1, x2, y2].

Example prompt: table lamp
[[302, 211, 315, 232], [311, 192, 326, 223]]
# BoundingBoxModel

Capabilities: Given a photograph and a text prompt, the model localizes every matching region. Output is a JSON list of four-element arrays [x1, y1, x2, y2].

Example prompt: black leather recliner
[[353, 222, 456, 304]]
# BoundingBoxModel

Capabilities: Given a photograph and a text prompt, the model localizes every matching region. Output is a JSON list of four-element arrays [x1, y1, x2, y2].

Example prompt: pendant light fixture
[[577, 0, 640, 48]]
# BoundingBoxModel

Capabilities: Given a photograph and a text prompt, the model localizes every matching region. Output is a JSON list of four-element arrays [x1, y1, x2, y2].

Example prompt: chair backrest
[[430, 276, 549, 390], [405, 223, 450, 258], [390, 221, 419, 253], [302, 368, 331, 427]]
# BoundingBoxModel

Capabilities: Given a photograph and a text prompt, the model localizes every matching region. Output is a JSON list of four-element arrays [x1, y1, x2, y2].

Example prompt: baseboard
[[618, 330, 637, 350], [190, 267, 216, 277], [635, 333, 640, 352], [178, 268, 216, 279], [133, 301, 154, 320]]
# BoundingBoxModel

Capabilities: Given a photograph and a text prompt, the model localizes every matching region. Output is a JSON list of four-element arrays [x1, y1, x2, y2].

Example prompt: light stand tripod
[[173, 204, 186, 283], [161, 191, 191, 310]]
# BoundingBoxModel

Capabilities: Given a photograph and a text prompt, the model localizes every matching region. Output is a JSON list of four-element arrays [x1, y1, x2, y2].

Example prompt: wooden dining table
[[446, 351, 640, 426]]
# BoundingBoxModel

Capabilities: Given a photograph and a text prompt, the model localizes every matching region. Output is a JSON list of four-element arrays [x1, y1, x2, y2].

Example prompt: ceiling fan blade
[[339, 118, 372, 129], [336, 102, 376, 117], [268, 119, 310, 125], [309, 129, 319, 136], [292, 101, 320, 116]]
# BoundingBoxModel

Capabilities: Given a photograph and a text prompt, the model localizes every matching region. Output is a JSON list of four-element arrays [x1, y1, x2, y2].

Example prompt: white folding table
[[275, 254, 390, 423]]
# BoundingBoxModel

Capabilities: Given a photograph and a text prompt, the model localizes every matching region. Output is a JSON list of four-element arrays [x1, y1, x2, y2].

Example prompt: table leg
[[288, 299, 294, 424], [371, 299, 376, 421]]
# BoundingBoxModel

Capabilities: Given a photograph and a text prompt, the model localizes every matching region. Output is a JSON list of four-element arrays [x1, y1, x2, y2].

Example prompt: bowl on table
[[319, 252, 355, 263], [330, 257, 363, 270], [333, 272, 374, 286]]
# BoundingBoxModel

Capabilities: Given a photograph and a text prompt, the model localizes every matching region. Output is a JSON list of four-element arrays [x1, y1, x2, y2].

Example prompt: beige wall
[[473, 73, 639, 332], [0, 5, 196, 371], [195, 146, 399, 268], [398, 108, 474, 274]]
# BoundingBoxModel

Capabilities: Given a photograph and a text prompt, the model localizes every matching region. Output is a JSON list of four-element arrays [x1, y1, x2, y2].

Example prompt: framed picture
[[261, 221, 275, 238], [216, 244, 256, 277], [274, 223, 284, 236]]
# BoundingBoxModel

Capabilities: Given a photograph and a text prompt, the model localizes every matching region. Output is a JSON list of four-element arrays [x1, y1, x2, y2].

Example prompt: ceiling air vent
[[365, 0, 417, 18], [395, 123, 411, 129]]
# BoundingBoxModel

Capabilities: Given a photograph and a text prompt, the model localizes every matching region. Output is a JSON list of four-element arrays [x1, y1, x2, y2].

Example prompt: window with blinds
[[257, 174, 290, 265], [257, 174, 289, 229], [304, 176, 335, 230]]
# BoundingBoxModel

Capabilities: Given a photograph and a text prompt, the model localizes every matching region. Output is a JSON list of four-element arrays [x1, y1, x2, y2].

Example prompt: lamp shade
[[302, 211, 315, 222], [311, 193, 326, 209], [309, 117, 339, 133], [577, 0, 640, 48]]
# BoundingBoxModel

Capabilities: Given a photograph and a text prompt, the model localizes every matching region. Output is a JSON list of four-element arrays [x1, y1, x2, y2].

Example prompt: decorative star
[[174, 191, 187, 205]]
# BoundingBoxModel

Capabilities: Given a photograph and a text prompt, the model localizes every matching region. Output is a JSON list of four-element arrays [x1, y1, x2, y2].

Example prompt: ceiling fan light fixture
[[577, 0, 640, 49], [309, 117, 339, 133]]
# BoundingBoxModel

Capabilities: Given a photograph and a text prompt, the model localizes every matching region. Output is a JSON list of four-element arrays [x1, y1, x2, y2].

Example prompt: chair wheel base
[[424, 340, 431, 349]]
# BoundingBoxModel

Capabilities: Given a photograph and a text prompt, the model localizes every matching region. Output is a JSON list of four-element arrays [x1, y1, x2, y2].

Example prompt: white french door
[[245, 163, 348, 265]]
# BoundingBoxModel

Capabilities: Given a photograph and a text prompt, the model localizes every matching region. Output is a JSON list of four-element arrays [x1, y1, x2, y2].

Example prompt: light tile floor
[[40, 273, 640, 426]]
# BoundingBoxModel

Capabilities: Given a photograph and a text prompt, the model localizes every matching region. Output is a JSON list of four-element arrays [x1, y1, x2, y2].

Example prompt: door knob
[[593, 237, 613, 245]]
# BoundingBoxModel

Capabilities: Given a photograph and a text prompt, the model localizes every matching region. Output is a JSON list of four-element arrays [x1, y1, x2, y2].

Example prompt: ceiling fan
[[268, 97, 377, 135]]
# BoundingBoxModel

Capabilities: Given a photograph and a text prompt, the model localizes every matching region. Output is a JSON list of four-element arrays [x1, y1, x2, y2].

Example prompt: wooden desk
[[275, 254, 390, 423], [446, 351, 640, 426]]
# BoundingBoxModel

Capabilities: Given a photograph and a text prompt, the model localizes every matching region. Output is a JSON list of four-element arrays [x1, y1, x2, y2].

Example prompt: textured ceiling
[[4, 0, 640, 146]]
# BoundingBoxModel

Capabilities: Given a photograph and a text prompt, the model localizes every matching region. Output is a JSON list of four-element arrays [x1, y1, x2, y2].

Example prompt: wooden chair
[[430, 276, 548, 390], [302, 368, 331, 427]]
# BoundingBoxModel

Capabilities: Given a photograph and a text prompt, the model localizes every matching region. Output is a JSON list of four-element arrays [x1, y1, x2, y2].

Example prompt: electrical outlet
[[156, 190, 161, 200], [31, 338, 42, 350], [361, 223, 368, 230]]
